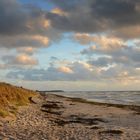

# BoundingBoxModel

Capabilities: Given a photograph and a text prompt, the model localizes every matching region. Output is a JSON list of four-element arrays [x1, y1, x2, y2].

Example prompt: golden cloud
[[43, 20, 51, 28], [75, 33, 125, 50], [58, 66, 73, 73], [17, 47, 36, 54], [115, 25, 140, 39], [16, 54, 38, 65], [31, 35, 49, 46], [51, 8, 68, 16]]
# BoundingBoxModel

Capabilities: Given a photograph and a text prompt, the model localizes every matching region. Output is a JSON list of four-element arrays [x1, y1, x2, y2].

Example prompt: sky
[[0, 0, 140, 91]]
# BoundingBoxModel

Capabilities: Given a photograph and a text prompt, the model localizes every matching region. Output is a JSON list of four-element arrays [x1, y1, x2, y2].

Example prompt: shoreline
[[0, 93, 140, 140], [44, 93, 140, 114], [41, 90, 140, 106]]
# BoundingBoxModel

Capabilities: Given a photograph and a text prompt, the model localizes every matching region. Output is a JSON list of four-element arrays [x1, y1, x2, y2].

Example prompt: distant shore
[[0, 93, 140, 140], [37, 90, 64, 93]]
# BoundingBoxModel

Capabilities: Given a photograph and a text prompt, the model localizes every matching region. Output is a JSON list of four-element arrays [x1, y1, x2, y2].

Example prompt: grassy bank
[[0, 82, 37, 117]]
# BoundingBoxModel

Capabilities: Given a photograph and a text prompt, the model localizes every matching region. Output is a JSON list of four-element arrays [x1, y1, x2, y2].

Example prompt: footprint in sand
[[98, 129, 123, 140]]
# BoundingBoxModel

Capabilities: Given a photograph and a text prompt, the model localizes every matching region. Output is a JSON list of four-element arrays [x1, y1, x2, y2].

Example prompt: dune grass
[[0, 82, 37, 117]]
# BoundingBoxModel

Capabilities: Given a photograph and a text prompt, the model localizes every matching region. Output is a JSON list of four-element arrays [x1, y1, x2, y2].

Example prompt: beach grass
[[0, 82, 37, 117]]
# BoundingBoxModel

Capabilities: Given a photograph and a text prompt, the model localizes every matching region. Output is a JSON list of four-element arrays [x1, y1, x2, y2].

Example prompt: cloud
[[75, 34, 140, 78], [112, 25, 140, 39], [74, 33, 93, 44], [16, 47, 36, 55], [0, 0, 139, 50], [45, 0, 140, 38], [0, 0, 52, 36], [5, 59, 140, 87], [75, 34, 125, 50], [0, 64, 7, 69], [5, 61, 98, 81], [82, 45, 140, 67], [88, 57, 113, 67], [0, 0, 62, 49], [58, 66, 73, 74], [0, 0, 140, 89], [51, 8, 68, 16], [0, 35, 50, 48], [0, 0, 28, 35], [0, 0, 140, 49], [15, 54, 38, 65], [2, 54, 38, 66]]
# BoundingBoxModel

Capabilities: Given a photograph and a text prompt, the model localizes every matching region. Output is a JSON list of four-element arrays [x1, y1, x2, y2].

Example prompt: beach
[[0, 93, 140, 140]]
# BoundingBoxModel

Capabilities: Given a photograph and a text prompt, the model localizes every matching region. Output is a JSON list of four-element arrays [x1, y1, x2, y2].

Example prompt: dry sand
[[0, 93, 140, 140]]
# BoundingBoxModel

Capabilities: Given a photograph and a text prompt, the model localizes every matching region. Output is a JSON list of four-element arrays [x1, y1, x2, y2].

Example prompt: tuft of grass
[[0, 109, 9, 117]]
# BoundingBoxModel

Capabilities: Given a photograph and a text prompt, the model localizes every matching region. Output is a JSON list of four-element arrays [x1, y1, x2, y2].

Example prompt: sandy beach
[[0, 93, 140, 140]]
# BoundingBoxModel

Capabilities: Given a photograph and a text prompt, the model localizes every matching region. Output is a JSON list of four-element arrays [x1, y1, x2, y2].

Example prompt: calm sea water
[[49, 91, 140, 106]]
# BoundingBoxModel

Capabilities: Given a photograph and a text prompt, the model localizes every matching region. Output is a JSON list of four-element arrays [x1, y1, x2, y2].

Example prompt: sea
[[49, 91, 140, 106]]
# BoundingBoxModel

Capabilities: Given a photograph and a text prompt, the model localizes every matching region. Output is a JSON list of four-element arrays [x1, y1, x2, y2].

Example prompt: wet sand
[[0, 93, 140, 140]]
